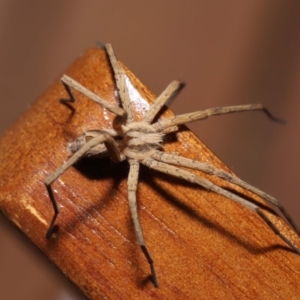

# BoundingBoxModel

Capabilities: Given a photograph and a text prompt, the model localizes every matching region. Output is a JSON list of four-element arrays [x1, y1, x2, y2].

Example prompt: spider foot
[[150, 263, 159, 288], [141, 245, 158, 288], [287, 240, 300, 255], [46, 217, 58, 239]]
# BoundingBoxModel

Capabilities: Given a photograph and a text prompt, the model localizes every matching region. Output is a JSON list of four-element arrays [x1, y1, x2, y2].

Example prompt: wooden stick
[[0, 47, 299, 299]]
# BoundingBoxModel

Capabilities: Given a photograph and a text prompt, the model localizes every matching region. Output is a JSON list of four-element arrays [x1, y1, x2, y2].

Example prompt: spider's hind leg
[[127, 159, 158, 287], [151, 151, 300, 236], [143, 156, 300, 255]]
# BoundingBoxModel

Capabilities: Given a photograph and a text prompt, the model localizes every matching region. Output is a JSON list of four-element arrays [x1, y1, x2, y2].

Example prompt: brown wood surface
[[0, 48, 299, 300]]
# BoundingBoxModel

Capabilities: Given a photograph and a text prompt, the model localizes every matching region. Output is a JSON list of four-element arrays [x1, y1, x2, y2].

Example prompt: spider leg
[[161, 125, 179, 134], [45, 133, 122, 239], [153, 104, 285, 132], [60, 74, 125, 117], [105, 44, 134, 123], [127, 159, 158, 287], [143, 80, 184, 124], [151, 151, 300, 235], [69, 129, 120, 157], [142, 157, 300, 254]]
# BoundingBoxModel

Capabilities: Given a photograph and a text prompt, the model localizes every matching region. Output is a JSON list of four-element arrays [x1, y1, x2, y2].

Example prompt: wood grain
[[0, 47, 299, 299]]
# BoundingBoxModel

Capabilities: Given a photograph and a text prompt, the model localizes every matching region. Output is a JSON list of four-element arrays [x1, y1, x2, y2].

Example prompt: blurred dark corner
[[0, 1, 300, 299]]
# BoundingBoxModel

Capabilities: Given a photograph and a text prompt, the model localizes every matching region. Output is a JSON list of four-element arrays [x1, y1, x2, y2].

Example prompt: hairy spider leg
[[151, 151, 300, 247], [153, 104, 284, 132], [143, 156, 300, 254], [143, 80, 183, 124], [45, 133, 121, 238], [60, 74, 126, 117], [128, 159, 158, 287], [106, 44, 134, 123]]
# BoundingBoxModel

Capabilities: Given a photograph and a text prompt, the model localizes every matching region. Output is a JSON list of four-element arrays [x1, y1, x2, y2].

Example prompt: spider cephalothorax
[[69, 121, 166, 162], [45, 43, 300, 288]]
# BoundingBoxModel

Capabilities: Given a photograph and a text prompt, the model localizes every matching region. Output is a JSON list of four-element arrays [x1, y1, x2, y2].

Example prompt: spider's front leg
[[127, 159, 158, 287], [153, 104, 284, 132], [143, 80, 184, 124], [105, 44, 134, 123], [60, 74, 125, 117], [45, 133, 121, 239]]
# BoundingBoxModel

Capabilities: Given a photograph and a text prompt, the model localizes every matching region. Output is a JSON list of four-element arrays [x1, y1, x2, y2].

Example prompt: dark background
[[1, 1, 300, 299]]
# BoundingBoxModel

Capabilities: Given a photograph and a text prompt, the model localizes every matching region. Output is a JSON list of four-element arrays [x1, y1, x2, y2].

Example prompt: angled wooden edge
[[0, 47, 299, 300]]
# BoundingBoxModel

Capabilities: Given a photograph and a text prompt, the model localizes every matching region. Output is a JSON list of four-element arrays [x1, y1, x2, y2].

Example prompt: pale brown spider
[[45, 43, 300, 287]]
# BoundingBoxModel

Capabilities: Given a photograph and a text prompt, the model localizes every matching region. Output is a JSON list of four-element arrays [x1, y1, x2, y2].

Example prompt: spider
[[45, 43, 300, 287]]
